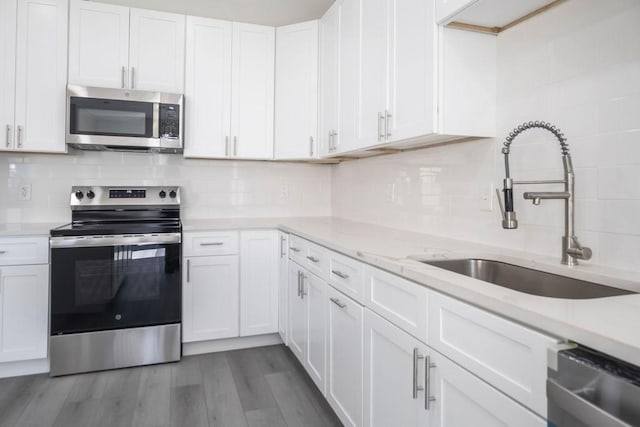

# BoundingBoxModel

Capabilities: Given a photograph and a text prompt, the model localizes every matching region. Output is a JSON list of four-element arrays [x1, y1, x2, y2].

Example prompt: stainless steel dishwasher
[[548, 346, 640, 427]]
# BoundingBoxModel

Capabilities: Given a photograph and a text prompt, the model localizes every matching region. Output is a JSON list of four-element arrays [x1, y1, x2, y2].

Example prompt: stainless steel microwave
[[66, 85, 184, 153]]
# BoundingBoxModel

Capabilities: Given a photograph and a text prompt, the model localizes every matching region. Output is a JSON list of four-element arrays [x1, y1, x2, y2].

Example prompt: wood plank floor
[[0, 345, 342, 427]]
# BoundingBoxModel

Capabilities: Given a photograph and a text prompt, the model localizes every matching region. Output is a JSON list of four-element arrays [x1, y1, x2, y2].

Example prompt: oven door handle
[[50, 233, 181, 248]]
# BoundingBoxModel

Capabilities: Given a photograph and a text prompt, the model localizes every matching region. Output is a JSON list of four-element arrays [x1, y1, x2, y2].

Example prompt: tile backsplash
[[0, 150, 331, 224], [332, 0, 640, 272]]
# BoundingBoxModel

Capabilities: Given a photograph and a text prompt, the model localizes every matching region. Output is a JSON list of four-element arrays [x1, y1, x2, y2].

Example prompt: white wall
[[332, 0, 640, 272], [0, 151, 331, 223]]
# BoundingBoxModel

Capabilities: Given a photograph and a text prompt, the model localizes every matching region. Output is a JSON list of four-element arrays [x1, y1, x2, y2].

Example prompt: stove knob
[[87, 190, 95, 199], [169, 190, 177, 199], [75, 190, 84, 200], [159, 190, 167, 199]]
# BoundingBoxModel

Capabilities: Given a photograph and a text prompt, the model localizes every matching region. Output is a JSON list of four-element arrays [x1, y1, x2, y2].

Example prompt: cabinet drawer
[[183, 231, 239, 256], [304, 241, 329, 282], [328, 251, 364, 304], [429, 291, 560, 417], [364, 265, 428, 344], [0, 237, 48, 266], [288, 234, 308, 265]]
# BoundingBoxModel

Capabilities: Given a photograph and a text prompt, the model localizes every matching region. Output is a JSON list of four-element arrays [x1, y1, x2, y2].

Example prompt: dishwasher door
[[547, 347, 640, 427]]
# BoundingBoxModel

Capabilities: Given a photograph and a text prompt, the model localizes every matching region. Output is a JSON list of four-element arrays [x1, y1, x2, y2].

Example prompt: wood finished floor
[[0, 345, 342, 427]]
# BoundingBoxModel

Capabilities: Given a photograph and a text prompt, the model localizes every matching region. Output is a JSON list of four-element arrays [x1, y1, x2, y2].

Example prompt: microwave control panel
[[159, 104, 180, 139]]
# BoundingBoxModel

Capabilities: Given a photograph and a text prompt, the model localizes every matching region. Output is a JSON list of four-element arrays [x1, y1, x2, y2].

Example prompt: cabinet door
[[182, 255, 239, 342], [0, 0, 17, 151], [274, 21, 319, 160], [386, 0, 435, 141], [288, 263, 307, 365], [239, 230, 279, 337], [318, 2, 339, 157], [327, 286, 363, 427], [356, 0, 388, 149], [13, 0, 68, 153], [183, 16, 232, 158], [303, 271, 327, 394], [336, 0, 359, 154], [129, 8, 185, 93], [68, 0, 130, 88], [364, 309, 429, 427], [0, 264, 48, 363], [429, 350, 545, 427], [231, 23, 274, 159], [278, 232, 289, 344]]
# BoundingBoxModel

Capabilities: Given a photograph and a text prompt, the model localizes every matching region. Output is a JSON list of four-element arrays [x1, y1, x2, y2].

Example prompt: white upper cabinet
[[231, 23, 275, 159], [68, 0, 185, 93], [318, 2, 339, 157], [2, 0, 67, 153], [129, 8, 185, 92], [274, 20, 319, 160], [68, 0, 129, 88], [184, 16, 232, 158], [335, 0, 359, 155]]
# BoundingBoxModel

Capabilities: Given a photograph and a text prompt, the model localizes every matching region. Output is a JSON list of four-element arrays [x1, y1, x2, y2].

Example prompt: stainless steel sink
[[419, 259, 635, 299]]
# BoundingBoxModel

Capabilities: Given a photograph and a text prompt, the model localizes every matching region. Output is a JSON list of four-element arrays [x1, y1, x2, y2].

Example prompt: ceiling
[[96, 0, 335, 26]]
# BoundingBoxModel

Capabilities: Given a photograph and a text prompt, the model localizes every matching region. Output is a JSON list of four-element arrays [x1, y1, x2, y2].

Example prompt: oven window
[[69, 97, 154, 138], [50, 243, 180, 335]]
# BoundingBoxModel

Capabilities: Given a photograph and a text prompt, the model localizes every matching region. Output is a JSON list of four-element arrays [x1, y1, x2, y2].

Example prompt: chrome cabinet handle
[[331, 269, 349, 280], [131, 66, 135, 89], [289, 247, 301, 253], [309, 136, 314, 157], [233, 136, 238, 156], [200, 242, 224, 246], [0, 250, 6, 254], [413, 348, 425, 399], [386, 110, 392, 138], [280, 235, 286, 258], [378, 112, 384, 141], [17, 125, 23, 148], [330, 297, 346, 309], [332, 130, 338, 151], [297, 271, 302, 297], [186, 259, 190, 282], [328, 130, 333, 152], [121, 66, 126, 88], [300, 274, 307, 298], [5, 125, 10, 148], [425, 355, 436, 410], [306, 255, 319, 263], [225, 136, 229, 156]]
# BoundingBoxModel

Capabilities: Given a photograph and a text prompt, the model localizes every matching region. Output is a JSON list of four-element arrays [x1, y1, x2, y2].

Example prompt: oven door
[[50, 234, 181, 335]]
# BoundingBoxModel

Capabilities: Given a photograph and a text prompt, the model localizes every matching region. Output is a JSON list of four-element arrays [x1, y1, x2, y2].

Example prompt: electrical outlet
[[280, 184, 289, 200], [481, 183, 493, 212], [18, 183, 31, 201]]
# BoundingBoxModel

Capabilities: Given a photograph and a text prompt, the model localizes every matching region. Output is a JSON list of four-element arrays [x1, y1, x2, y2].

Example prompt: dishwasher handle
[[547, 379, 633, 427]]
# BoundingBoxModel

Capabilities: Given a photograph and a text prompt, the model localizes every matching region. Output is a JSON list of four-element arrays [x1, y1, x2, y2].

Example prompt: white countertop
[[0, 222, 60, 237], [185, 216, 640, 366]]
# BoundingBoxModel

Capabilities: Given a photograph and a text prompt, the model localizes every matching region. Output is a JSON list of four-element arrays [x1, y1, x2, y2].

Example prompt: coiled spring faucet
[[496, 121, 592, 266]]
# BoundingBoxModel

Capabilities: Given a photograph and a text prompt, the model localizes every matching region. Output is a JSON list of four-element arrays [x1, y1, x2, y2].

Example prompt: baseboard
[[0, 358, 49, 379], [183, 333, 283, 356]]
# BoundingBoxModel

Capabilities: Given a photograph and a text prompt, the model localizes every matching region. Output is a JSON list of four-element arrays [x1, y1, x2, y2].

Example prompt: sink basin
[[419, 259, 635, 299]]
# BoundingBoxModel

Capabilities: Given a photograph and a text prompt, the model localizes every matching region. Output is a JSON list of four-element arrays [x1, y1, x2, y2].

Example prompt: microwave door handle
[[152, 103, 160, 138]]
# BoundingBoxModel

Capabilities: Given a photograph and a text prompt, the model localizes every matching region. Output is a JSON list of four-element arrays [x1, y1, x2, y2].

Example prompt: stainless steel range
[[49, 186, 182, 376]]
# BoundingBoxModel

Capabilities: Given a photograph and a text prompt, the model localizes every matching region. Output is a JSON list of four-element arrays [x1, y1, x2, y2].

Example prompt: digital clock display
[[109, 189, 146, 199]]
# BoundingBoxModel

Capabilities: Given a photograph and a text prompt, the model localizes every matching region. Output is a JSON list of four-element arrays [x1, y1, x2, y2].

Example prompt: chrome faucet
[[496, 121, 592, 267]]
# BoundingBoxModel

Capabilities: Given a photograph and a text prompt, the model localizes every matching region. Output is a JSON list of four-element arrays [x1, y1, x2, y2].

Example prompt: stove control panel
[[70, 186, 181, 208]]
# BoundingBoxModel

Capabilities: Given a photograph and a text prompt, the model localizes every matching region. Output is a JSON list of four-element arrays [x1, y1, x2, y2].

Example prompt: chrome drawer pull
[[290, 247, 301, 253], [330, 297, 346, 309], [306, 256, 319, 263], [331, 269, 349, 279], [200, 242, 224, 246], [0, 250, 6, 254]]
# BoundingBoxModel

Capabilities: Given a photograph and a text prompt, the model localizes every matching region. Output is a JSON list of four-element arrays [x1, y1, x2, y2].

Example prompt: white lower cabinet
[[288, 261, 327, 394], [327, 286, 363, 427], [429, 350, 545, 427], [364, 308, 429, 427], [239, 230, 279, 336], [182, 255, 239, 342], [0, 264, 49, 363]]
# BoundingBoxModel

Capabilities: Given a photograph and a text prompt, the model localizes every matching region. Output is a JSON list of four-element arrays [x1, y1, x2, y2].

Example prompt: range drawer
[[429, 291, 560, 417], [328, 250, 364, 304], [0, 236, 49, 266], [364, 265, 428, 344], [183, 231, 239, 256]]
